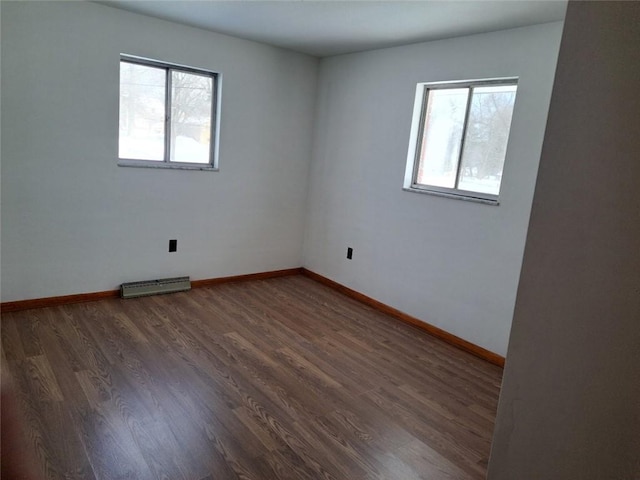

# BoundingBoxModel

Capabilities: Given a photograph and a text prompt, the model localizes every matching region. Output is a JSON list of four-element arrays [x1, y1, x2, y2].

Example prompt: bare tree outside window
[[458, 85, 516, 195], [170, 71, 213, 164], [118, 56, 219, 169], [405, 79, 518, 203]]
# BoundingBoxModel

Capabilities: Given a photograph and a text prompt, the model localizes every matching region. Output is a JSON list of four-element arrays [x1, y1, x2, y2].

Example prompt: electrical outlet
[[347, 247, 353, 259], [169, 239, 177, 252]]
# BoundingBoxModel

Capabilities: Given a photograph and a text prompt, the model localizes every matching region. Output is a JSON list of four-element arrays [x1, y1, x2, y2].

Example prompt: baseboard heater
[[120, 276, 191, 299]]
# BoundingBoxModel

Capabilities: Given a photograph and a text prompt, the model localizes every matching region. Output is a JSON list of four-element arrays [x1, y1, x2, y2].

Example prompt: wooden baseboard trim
[[1, 268, 304, 313], [191, 268, 303, 289], [301, 268, 505, 368], [1, 290, 120, 313]]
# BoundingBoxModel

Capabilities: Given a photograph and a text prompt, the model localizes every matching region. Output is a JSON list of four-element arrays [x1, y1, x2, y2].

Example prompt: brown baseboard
[[1, 290, 120, 313], [191, 267, 303, 289], [301, 268, 505, 368], [1, 268, 304, 313]]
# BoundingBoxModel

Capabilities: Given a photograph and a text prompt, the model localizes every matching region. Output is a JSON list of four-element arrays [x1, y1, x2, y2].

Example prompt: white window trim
[[403, 77, 518, 205], [118, 54, 222, 171]]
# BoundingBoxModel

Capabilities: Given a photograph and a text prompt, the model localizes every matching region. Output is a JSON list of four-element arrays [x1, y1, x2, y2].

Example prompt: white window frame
[[118, 54, 221, 171], [403, 77, 518, 205]]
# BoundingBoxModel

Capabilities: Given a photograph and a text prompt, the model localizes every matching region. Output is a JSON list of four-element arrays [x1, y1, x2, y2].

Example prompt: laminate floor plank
[[362, 387, 488, 479], [14, 309, 45, 357], [5, 349, 96, 480], [393, 438, 475, 480], [266, 277, 501, 398], [2, 275, 502, 479], [2, 314, 27, 362]]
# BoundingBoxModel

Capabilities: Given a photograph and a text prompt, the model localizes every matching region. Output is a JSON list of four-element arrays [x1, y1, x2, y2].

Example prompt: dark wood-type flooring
[[1, 275, 503, 480]]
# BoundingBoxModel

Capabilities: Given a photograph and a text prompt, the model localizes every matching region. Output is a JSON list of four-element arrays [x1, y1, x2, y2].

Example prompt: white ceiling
[[99, 1, 567, 57]]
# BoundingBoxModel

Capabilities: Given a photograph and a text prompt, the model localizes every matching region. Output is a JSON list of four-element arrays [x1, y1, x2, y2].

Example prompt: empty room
[[2, 1, 639, 479]]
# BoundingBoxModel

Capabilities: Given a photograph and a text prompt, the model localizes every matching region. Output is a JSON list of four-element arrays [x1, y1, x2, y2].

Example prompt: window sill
[[118, 160, 218, 172], [402, 186, 499, 205]]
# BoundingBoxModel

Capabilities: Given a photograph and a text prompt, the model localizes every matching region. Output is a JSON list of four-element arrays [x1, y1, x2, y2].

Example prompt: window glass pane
[[170, 71, 213, 164], [416, 88, 469, 188], [119, 62, 165, 161], [458, 85, 517, 195]]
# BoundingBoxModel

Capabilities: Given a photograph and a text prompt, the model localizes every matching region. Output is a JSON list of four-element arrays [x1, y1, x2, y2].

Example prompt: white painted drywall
[[0, 1, 317, 301], [303, 22, 564, 356], [489, 2, 640, 478]]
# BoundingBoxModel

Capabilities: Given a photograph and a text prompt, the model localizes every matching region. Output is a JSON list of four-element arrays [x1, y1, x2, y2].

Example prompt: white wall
[[0, 2, 318, 301], [303, 23, 563, 356], [489, 2, 640, 478], [1, 2, 566, 361]]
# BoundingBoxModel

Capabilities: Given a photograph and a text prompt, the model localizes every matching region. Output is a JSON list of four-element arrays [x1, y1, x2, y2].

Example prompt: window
[[404, 78, 518, 204], [118, 55, 220, 170]]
